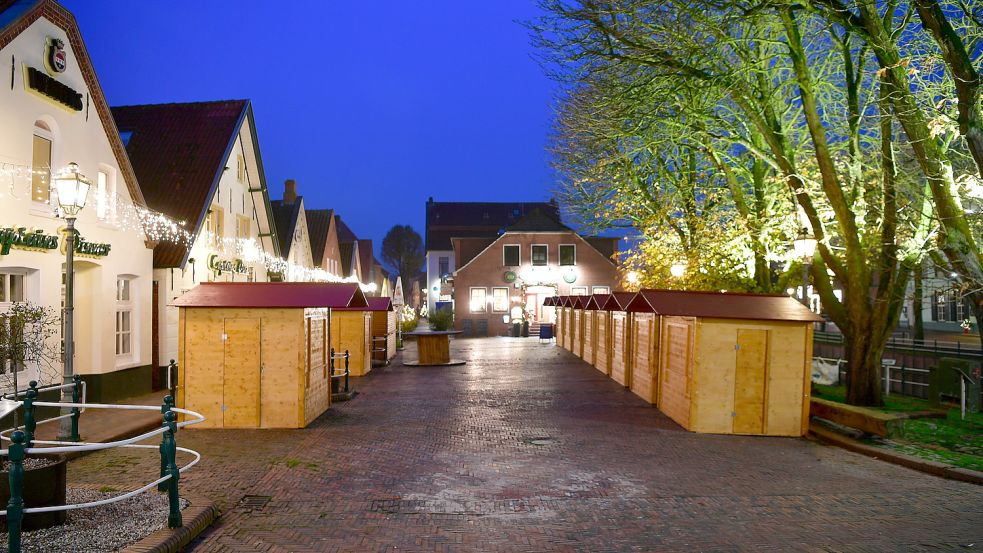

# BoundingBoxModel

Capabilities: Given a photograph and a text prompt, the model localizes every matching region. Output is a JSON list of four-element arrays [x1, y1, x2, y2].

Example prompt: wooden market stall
[[338, 296, 396, 365], [626, 292, 660, 404], [606, 292, 635, 387], [570, 296, 588, 358], [582, 294, 609, 367], [557, 296, 571, 350], [331, 306, 373, 377], [173, 282, 368, 429], [635, 289, 822, 437]]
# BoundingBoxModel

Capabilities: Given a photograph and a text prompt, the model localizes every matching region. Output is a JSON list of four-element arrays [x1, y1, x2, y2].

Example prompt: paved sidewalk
[[34, 389, 167, 448], [69, 339, 983, 552]]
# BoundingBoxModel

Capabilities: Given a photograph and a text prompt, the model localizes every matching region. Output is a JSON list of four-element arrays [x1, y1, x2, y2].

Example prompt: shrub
[[428, 308, 454, 331], [400, 318, 419, 333]]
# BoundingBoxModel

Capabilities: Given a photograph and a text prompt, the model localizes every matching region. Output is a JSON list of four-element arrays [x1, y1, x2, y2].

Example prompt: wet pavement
[[70, 338, 983, 552]]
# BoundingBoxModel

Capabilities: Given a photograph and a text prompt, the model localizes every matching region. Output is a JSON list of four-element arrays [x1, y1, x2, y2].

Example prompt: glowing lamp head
[[669, 262, 686, 278], [793, 228, 818, 261], [626, 271, 640, 285], [55, 162, 91, 217]]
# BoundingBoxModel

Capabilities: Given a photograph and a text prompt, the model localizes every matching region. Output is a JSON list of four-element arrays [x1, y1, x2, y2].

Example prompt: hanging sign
[[46, 38, 68, 73], [207, 254, 248, 275], [0, 226, 59, 256], [393, 276, 404, 307]]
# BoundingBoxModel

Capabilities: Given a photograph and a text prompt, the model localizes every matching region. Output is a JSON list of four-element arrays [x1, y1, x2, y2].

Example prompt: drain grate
[[525, 436, 558, 446], [238, 495, 272, 511]]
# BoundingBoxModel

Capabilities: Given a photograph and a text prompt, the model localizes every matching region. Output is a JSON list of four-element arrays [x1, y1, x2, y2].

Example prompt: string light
[[1, 162, 379, 291]]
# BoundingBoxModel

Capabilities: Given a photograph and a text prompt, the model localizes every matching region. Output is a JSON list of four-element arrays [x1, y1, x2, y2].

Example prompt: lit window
[[470, 288, 487, 313], [560, 245, 576, 266], [571, 286, 588, 296], [531, 245, 547, 266], [31, 129, 52, 203], [207, 208, 224, 247], [503, 245, 519, 266], [492, 287, 509, 313], [592, 286, 610, 295], [116, 277, 133, 358], [237, 216, 251, 241], [0, 272, 25, 303], [96, 170, 107, 219]]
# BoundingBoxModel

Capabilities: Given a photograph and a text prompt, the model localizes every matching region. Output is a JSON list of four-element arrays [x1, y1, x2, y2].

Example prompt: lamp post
[[55, 162, 90, 441], [792, 228, 817, 309]]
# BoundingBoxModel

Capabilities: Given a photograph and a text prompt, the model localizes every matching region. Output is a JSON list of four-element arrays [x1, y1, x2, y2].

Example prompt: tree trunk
[[844, 326, 885, 407]]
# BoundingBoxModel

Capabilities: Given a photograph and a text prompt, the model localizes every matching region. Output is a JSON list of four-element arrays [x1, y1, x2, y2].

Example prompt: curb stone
[[809, 422, 983, 486], [121, 494, 218, 553]]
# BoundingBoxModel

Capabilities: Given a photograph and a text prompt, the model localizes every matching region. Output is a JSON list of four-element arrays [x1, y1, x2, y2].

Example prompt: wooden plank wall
[[222, 318, 262, 428], [658, 316, 694, 430], [330, 311, 372, 376], [583, 311, 595, 365], [371, 311, 397, 362], [303, 310, 331, 426], [594, 311, 610, 375], [610, 312, 629, 386], [572, 310, 582, 357], [630, 312, 659, 405]]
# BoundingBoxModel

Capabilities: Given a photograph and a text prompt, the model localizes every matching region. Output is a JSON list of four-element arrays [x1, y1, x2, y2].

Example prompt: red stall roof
[[336, 296, 393, 312], [172, 282, 368, 309], [570, 296, 588, 309], [584, 294, 610, 310], [625, 289, 823, 322], [542, 296, 556, 307], [602, 292, 636, 311]]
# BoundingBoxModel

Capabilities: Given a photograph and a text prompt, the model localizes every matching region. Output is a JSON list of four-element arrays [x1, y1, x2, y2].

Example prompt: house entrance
[[524, 286, 556, 323]]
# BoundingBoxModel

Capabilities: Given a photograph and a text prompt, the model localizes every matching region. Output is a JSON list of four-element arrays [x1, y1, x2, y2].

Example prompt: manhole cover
[[238, 495, 272, 511], [526, 437, 557, 446]]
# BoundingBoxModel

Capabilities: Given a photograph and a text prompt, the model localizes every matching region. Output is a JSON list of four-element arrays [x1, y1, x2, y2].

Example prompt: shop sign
[[72, 235, 111, 257], [25, 66, 83, 111], [0, 226, 59, 255], [504, 270, 517, 283], [207, 254, 248, 275]]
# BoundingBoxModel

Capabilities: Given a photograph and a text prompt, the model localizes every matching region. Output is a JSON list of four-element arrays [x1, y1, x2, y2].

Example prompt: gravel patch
[[1, 487, 188, 553], [1, 457, 57, 472]]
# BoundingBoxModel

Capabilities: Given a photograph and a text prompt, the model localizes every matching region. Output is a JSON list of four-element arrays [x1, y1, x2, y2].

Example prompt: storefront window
[[470, 287, 487, 313], [492, 287, 509, 312]]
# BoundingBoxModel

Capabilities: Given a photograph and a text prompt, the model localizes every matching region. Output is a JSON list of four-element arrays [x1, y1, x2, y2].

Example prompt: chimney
[[284, 179, 297, 205]]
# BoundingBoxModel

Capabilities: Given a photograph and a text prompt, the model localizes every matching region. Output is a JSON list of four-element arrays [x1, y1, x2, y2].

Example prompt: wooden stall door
[[659, 318, 693, 429], [733, 329, 768, 434], [182, 312, 224, 428], [223, 318, 262, 428]]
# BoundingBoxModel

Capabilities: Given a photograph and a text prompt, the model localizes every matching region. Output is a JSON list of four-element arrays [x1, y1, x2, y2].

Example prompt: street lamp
[[669, 262, 687, 279], [55, 162, 90, 441], [792, 228, 817, 308]]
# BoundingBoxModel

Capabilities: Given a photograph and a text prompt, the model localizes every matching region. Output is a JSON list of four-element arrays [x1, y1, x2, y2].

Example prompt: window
[[560, 244, 576, 266], [592, 286, 610, 295], [0, 272, 25, 303], [31, 132, 52, 203], [206, 208, 224, 246], [503, 245, 519, 266], [115, 277, 133, 358], [469, 287, 487, 313], [236, 154, 247, 183], [531, 245, 548, 266], [571, 286, 588, 296], [492, 287, 509, 312], [237, 216, 251, 241], [438, 256, 449, 276]]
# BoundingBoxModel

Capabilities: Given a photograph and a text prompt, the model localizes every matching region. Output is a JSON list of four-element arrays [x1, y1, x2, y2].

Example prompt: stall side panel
[[659, 317, 694, 430]]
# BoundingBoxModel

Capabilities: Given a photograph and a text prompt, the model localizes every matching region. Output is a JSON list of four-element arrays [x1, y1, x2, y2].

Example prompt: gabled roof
[[339, 242, 356, 278], [111, 99, 269, 268], [270, 198, 302, 258], [625, 289, 824, 322], [0, 0, 148, 210], [357, 239, 374, 281], [584, 294, 610, 310], [305, 208, 334, 265], [425, 199, 560, 250], [336, 296, 392, 312], [570, 296, 588, 309], [335, 215, 358, 243], [172, 282, 367, 309], [602, 292, 636, 311], [542, 296, 556, 306], [504, 208, 571, 233], [585, 237, 619, 260]]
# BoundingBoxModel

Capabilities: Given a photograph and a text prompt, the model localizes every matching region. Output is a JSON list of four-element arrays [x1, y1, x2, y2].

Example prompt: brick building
[[452, 209, 619, 336]]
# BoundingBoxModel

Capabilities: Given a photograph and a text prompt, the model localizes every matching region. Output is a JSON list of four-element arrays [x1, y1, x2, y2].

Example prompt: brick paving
[[69, 338, 983, 552]]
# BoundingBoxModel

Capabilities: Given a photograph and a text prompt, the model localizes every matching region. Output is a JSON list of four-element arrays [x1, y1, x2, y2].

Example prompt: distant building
[[270, 179, 315, 281], [306, 208, 342, 278], [424, 197, 561, 314], [451, 208, 619, 336]]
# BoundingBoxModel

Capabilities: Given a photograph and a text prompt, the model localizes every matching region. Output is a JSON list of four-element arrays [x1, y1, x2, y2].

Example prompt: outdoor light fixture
[[793, 228, 818, 308], [626, 271, 640, 285], [670, 262, 687, 278], [55, 162, 90, 442], [502, 315, 510, 324]]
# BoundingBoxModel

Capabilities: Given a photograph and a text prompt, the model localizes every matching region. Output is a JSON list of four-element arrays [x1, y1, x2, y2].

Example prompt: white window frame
[[115, 276, 134, 360], [571, 286, 588, 296], [0, 271, 27, 306], [592, 286, 610, 295], [491, 287, 509, 313], [469, 287, 487, 313], [31, 124, 54, 206], [559, 244, 577, 266], [503, 244, 520, 267], [531, 244, 548, 267]]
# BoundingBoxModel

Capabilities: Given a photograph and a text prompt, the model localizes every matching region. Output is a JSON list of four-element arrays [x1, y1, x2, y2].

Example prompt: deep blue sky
[[62, 1, 558, 254]]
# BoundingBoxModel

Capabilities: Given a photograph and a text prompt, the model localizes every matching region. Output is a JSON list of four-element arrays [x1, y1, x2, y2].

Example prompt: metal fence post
[[344, 350, 350, 393], [330, 348, 337, 394], [163, 410, 182, 528], [23, 381, 37, 448], [6, 430, 26, 553], [70, 374, 82, 442], [158, 395, 174, 492], [167, 359, 177, 398]]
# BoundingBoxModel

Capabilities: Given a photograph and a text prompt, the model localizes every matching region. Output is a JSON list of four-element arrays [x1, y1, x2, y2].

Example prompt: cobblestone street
[[71, 338, 982, 552]]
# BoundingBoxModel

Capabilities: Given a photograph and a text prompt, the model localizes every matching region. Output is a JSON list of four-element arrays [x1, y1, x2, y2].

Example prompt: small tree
[[381, 225, 424, 298], [0, 302, 62, 397]]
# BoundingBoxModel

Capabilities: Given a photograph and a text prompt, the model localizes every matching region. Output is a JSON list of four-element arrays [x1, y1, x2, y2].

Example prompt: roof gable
[[305, 208, 335, 267], [271, 198, 303, 258], [425, 200, 561, 250], [504, 208, 571, 232], [602, 292, 635, 311]]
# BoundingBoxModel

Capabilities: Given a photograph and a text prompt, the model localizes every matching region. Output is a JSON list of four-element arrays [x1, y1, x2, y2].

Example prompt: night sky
[[61, 0, 559, 256]]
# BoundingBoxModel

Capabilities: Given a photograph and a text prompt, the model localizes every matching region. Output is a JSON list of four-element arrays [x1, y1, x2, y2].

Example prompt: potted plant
[[428, 308, 454, 331]]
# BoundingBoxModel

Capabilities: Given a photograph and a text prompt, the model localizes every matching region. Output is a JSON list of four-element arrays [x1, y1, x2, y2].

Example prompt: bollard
[[70, 375, 82, 442], [23, 381, 38, 448], [158, 396, 174, 492], [6, 431, 26, 553], [344, 350, 350, 393], [167, 359, 177, 398], [163, 410, 182, 528]]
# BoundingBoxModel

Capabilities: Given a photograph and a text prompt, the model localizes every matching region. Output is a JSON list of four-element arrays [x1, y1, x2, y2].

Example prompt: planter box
[[0, 454, 67, 530]]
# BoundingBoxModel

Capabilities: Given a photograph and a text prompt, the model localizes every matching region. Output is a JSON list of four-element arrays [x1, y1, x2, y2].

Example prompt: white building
[[271, 180, 315, 281], [0, 0, 154, 400], [111, 100, 280, 373]]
